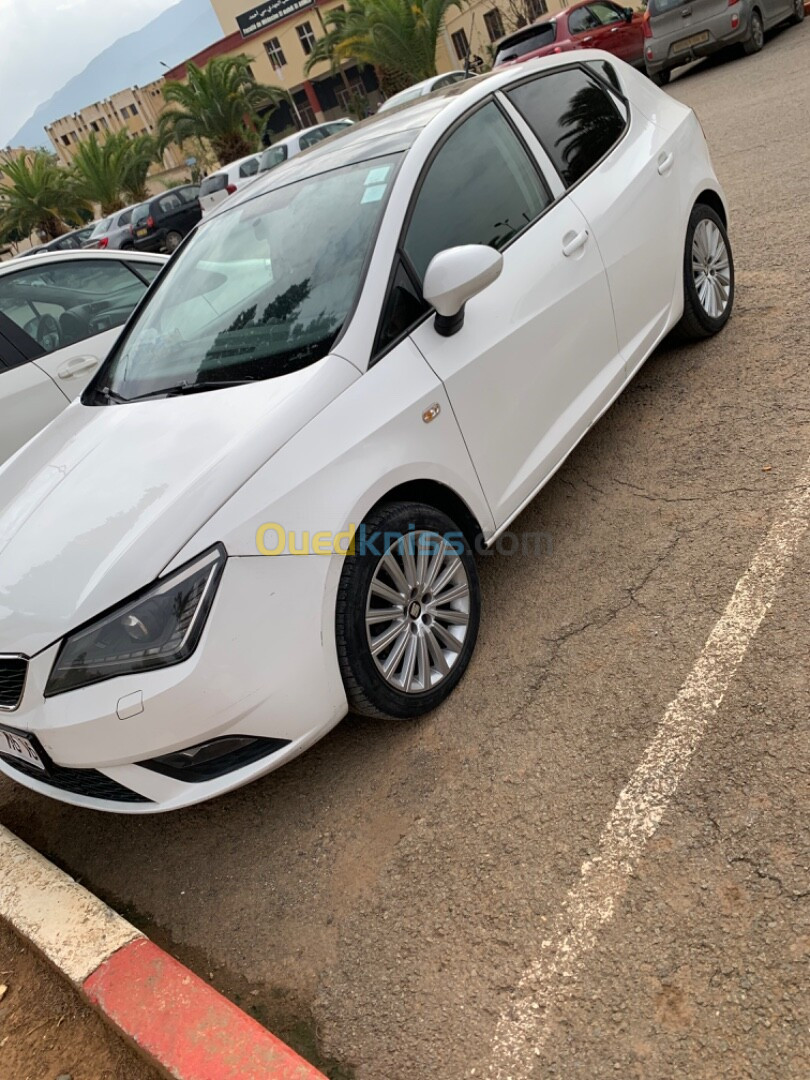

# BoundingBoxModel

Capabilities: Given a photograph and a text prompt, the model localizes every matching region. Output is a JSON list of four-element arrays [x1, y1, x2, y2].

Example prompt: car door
[[506, 63, 683, 372], [400, 99, 621, 527], [567, 4, 603, 46], [588, 2, 641, 63], [0, 327, 69, 465], [175, 185, 202, 233], [0, 257, 159, 405]]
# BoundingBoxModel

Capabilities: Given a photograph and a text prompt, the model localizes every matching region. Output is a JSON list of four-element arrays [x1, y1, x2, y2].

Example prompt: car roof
[[1, 249, 168, 275]]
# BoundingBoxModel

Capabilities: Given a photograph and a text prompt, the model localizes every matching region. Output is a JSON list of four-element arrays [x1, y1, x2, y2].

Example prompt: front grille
[[2, 756, 152, 804], [0, 658, 27, 710]]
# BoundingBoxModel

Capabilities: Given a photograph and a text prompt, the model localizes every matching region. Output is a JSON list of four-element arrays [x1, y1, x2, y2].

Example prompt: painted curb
[[0, 825, 327, 1080]]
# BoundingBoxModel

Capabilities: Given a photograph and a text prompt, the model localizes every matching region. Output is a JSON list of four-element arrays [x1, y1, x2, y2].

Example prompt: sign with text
[[236, 0, 315, 37]]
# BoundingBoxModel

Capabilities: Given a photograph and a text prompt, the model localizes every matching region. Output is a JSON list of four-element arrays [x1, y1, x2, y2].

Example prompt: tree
[[158, 55, 284, 165], [0, 151, 88, 242], [305, 0, 464, 97], [71, 130, 160, 214]]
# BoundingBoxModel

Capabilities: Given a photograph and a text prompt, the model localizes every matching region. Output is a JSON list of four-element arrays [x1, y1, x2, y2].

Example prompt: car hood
[[0, 354, 358, 657]]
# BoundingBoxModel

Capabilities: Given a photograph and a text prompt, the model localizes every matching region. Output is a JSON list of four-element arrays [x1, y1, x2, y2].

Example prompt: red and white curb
[[0, 824, 327, 1080]]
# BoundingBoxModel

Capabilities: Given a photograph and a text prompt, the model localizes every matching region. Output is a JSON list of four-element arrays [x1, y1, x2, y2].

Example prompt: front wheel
[[789, 0, 805, 24], [674, 203, 734, 341], [335, 501, 480, 719], [164, 230, 183, 252], [743, 9, 765, 53]]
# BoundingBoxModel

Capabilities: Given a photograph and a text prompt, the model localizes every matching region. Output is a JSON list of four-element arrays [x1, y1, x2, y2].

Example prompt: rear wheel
[[335, 501, 480, 719], [790, 0, 805, 23], [674, 203, 734, 341], [164, 230, 183, 253], [743, 9, 765, 53]]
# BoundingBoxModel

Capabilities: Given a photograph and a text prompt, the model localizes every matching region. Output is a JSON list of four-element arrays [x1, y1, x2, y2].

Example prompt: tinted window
[[506, 68, 626, 188], [200, 174, 228, 195], [96, 155, 401, 401], [403, 102, 550, 282], [132, 205, 150, 227], [494, 23, 556, 64], [586, 58, 622, 91], [178, 185, 201, 202], [376, 261, 429, 354], [118, 209, 134, 226], [589, 2, 623, 24], [568, 8, 599, 32], [157, 194, 182, 215], [0, 260, 151, 353], [238, 159, 259, 177]]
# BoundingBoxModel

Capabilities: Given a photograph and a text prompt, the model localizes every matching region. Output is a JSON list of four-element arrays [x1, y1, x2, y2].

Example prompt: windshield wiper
[[120, 378, 259, 403], [94, 385, 129, 404]]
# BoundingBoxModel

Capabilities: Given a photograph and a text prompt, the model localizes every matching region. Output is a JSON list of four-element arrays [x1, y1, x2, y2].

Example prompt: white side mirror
[[423, 244, 503, 337]]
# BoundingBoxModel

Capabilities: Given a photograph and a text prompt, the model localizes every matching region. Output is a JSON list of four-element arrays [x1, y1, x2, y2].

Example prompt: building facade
[[45, 80, 185, 172], [440, 0, 566, 73]]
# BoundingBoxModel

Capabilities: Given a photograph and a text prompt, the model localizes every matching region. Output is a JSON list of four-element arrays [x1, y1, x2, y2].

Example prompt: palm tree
[[158, 55, 285, 165], [0, 151, 88, 242], [305, 0, 463, 97], [71, 131, 160, 214]]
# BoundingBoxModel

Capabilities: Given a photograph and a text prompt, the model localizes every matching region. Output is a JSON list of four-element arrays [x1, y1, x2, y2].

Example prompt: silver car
[[83, 205, 140, 251], [644, 0, 804, 83]]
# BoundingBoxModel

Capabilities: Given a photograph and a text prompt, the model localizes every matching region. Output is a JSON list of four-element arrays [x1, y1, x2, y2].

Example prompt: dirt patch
[[0, 920, 159, 1080]]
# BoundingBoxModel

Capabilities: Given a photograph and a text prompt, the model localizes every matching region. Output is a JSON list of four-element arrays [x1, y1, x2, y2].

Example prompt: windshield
[[92, 154, 400, 402], [494, 23, 556, 64], [259, 145, 288, 172]]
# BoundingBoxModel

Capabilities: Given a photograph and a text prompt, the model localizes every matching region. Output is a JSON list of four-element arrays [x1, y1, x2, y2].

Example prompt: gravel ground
[[0, 20, 808, 1080]]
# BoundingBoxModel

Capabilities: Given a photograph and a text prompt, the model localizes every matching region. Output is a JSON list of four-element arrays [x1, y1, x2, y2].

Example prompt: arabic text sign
[[236, 0, 315, 36]]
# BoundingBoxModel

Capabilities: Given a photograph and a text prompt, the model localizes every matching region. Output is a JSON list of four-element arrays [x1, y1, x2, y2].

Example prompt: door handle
[[610, 25, 621, 31], [582, 34, 594, 42], [657, 151, 675, 176], [562, 229, 589, 257], [681, 7, 692, 14], [57, 355, 99, 379]]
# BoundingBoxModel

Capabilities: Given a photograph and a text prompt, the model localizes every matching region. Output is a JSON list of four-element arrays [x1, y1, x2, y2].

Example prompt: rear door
[[506, 63, 683, 372]]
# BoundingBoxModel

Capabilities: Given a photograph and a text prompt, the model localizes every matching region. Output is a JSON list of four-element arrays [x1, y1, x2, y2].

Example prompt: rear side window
[[259, 145, 288, 171], [568, 7, 599, 33], [0, 260, 152, 354], [506, 68, 626, 188], [238, 159, 259, 177], [403, 101, 551, 282], [158, 194, 182, 215], [118, 209, 133, 226], [494, 24, 556, 65], [586, 58, 622, 92], [200, 174, 227, 195], [299, 128, 329, 150]]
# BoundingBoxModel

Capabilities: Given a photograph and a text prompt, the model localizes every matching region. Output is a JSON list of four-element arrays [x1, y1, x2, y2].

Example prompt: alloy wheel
[[365, 531, 471, 694], [691, 218, 731, 319]]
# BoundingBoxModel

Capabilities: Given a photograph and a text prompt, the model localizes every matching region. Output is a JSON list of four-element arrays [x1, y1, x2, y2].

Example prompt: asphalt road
[[1, 24, 809, 1080]]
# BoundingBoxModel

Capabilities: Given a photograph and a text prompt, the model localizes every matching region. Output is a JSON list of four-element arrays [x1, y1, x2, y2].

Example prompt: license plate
[[136, 228, 148, 238], [673, 30, 710, 53], [0, 726, 46, 772]]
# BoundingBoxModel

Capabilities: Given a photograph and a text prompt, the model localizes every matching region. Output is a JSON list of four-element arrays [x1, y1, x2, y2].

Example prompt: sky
[[0, 0, 182, 145]]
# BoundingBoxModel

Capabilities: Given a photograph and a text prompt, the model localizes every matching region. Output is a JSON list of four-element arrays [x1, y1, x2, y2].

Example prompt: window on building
[[402, 101, 550, 282], [90, 121, 99, 132], [120, 106, 129, 118], [451, 28, 470, 62], [297, 21, 317, 55], [61, 135, 70, 147], [130, 103, 139, 115], [525, 0, 548, 19], [264, 37, 287, 69], [484, 9, 505, 41], [506, 68, 626, 188]]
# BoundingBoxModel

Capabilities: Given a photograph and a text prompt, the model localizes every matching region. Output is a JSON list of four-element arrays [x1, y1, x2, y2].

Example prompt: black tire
[[743, 9, 765, 53], [164, 230, 183, 252], [789, 0, 805, 24], [335, 501, 481, 720], [649, 68, 671, 87], [674, 203, 734, 342]]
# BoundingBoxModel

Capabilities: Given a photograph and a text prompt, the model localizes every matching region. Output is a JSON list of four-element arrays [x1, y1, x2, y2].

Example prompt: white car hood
[[0, 354, 358, 657]]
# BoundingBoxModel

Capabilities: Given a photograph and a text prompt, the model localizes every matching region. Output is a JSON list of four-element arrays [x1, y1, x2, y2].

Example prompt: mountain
[[10, 0, 223, 149]]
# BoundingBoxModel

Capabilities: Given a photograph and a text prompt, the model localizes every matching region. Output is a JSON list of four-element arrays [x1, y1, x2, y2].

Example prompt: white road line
[[488, 462, 810, 1080]]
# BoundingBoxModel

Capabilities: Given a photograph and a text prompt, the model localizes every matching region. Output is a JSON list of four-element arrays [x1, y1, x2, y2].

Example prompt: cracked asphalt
[[1, 23, 808, 1080]]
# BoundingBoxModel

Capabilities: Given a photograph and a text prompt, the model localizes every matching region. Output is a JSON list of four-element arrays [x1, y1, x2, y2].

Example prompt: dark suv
[[131, 184, 202, 253]]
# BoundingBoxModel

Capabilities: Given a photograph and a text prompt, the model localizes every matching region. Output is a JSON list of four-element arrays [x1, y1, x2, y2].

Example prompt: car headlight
[[45, 545, 226, 697]]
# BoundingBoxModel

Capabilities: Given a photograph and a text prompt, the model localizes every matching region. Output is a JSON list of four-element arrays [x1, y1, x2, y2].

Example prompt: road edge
[[0, 824, 327, 1080]]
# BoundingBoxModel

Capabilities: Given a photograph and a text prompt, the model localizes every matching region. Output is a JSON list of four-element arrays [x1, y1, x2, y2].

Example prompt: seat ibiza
[[0, 52, 734, 812]]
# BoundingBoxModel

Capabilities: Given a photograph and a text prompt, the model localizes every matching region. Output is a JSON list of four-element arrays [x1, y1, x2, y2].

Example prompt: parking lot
[[1, 22, 808, 1080]]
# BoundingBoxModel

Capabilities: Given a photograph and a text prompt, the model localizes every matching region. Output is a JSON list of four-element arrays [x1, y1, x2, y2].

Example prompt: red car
[[493, 1, 646, 69]]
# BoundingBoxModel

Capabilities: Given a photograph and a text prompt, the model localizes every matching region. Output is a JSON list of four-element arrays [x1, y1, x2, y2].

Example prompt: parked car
[[377, 72, 471, 112], [0, 52, 733, 812], [131, 185, 201, 253], [15, 223, 101, 260], [84, 205, 140, 250], [0, 249, 166, 464], [257, 120, 355, 175], [494, 2, 646, 69], [643, 0, 804, 85], [198, 154, 263, 216]]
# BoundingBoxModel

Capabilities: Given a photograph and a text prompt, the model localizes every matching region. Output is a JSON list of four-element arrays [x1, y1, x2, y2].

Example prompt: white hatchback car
[[0, 53, 733, 812], [198, 153, 263, 217], [0, 250, 166, 465], [377, 70, 471, 112], [257, 119, 354, 174]]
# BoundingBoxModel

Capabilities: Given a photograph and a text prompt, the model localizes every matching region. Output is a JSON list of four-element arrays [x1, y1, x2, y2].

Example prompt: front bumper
[[0, 555, 348, 812]]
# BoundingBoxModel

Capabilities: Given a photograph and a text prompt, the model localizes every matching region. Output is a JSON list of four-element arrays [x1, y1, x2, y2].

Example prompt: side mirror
[[624, 6, 634, 19], [423, 244, 503, 337]]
